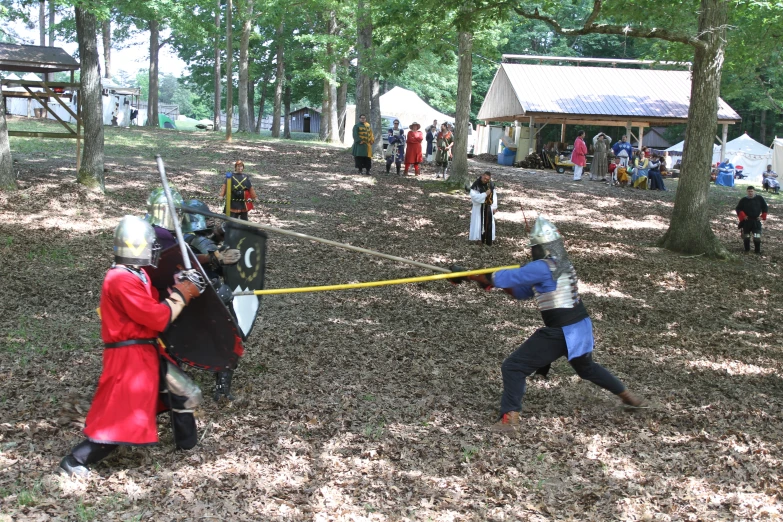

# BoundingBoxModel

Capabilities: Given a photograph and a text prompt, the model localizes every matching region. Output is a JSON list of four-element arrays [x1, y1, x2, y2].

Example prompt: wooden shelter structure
[[477, 55, 741, 162], [0, 43, 82, 168], [289, 107, 321, 134]]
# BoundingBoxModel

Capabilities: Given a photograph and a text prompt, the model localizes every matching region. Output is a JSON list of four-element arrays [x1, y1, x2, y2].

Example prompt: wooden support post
[[638, 126, 645, 149], [528, 116, 535, 155], [560, 122, 566, 143], [720, 123, 728, 163], [626, 121, 632, 143]]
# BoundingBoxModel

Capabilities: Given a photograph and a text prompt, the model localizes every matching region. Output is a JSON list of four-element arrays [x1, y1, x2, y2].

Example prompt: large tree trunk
[[237, 0, 253, 132], [102, 20, 111, 79], [271, 20, 284, 138], [283, 77, 291, 139], [760, 108, 767, 144], [658, 0, 728, 257], [39, 1, 46, 45], [451, 31, 473, 184], [325, 11, 340, 145], [370, 78, 382, 157], [247, 74, 255, 130], [213, 0, 221, 132], [146, 20, 159, 128], [48, 1, 54, 45], [254, 69, 269, 133], [337, 58, 348, 143], [225, 0, 233, 141], [0, 91, 15, 190], [320, 78, 328, 140], [75, 6, 104, 191], [355, 0, 371, 126]]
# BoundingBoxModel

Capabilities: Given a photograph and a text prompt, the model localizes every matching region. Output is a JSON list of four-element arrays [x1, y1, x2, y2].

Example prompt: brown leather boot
[[618, 390, 646, 408], [491, 411, 520, 433]]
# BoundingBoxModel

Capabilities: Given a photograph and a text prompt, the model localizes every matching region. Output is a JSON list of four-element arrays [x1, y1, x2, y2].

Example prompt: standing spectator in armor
[[219, 160, 258, 220], [385, 121, 406, 175], [736, 186, 769, 254]]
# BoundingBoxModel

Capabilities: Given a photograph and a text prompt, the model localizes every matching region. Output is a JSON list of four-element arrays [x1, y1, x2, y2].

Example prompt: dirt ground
[[1, 122, 782, 521]]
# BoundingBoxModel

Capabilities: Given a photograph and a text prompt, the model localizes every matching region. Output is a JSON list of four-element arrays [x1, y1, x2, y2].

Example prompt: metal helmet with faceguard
[[113, 215, 161, 267], [528, 216, 573, 278], [181, 199, 212, 234], [145, 187, 184, 231]]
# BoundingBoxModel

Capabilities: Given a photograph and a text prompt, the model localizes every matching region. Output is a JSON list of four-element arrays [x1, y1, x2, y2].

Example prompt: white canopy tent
[[711, 133, 772, 183], [665, 140, 721, 156], [342, 86, 453, 145], [772, 138, 783, 177]]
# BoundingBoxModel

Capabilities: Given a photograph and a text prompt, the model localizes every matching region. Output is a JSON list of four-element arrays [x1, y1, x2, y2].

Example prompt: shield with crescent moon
[[222, 222, 268, 339], [146, 245, 242, 370]]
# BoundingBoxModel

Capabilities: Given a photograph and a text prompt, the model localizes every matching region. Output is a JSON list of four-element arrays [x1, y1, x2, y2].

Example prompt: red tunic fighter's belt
[[104, 339, 159, 348]]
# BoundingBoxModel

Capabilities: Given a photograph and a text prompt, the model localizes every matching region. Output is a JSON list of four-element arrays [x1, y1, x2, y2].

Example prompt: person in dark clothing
[[219, 160, 258, 220], [736, 186, 769, 254], [453, 216, 645, 433], [425, 125, 436, 162]]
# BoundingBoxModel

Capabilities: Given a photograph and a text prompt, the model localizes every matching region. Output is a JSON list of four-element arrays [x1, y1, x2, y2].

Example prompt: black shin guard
[[744, 238, 751, 251], [754, 239, 761, 253]]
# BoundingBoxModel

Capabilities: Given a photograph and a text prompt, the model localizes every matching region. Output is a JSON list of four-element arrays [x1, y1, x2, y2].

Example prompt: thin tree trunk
[[0, 90, 15, 189], [337, 58, 348, 143], [370, 78, 382, 157], [658, 0, 729, 257], [321, 78, 328, 140], [213, 0, 221, 132], [147, 20, 159, 128], [225, 0, 233, 141], [271, 20, 284, 138], [101, 20, 111, 79], [75, 6, 104, 191], [48, 1, 54, 45], [247, 73, 255, 130], [254, 69, 269, 133], [283, 76, 291, 139], [39, 1, 46, 45], [325, 11, 340, 144], [237, 0, 253, 132], [355, 0, 371, 125], [760, 108, 767, 144], [451, 30, 473, 184]]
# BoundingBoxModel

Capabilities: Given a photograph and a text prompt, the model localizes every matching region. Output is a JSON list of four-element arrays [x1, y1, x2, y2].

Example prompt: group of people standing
[[352, 116, 456, 178], [570, 132, 667, 191]]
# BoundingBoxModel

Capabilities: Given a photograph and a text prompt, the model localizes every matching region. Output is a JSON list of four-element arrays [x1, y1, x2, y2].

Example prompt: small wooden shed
[[289, 107, 321, 134]]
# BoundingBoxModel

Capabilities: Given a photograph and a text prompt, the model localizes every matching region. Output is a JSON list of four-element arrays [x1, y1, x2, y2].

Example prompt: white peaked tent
[[342, 86, 454, 144], [772, 138, 783, 177], [711, 133, 772, 183], [665, 140, 721, 156]]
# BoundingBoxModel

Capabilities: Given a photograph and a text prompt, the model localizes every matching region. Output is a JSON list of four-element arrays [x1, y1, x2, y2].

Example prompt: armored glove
[[172, 269, 207, 305], [212, 248, 241, 266], [449, 265, 468, 285]]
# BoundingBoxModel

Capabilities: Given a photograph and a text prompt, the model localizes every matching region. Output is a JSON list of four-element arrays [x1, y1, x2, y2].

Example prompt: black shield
[[222, 222, 268, 339], [147, 245, 241, 371]]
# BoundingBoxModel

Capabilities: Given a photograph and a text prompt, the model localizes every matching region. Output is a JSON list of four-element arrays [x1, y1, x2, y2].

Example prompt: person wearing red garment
[[736, 186, 769, 254], [404, 122, 424, 176], [570, 130, 587, 181], [59, 216, 206, 477]]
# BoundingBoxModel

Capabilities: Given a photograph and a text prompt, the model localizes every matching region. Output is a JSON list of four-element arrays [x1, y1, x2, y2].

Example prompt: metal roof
[[478, 63, 741, 125], [0, 43, 79, 73]]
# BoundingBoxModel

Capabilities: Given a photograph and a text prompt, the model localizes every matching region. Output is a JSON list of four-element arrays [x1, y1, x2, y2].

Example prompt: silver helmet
[[181, 199, 211, 233], [113, 215, 161, 267], [145, 187, 184, 231], [528, 215, 572, 277]]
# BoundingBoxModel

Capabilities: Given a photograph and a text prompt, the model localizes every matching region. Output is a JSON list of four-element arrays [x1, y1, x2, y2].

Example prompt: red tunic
[[405, 130, 424, 164], [570, 137, 587, 167], [83, 267, 172, 445]]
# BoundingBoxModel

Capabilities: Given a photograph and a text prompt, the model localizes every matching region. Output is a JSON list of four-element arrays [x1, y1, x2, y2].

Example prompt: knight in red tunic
[[59, 215, 206, 477]]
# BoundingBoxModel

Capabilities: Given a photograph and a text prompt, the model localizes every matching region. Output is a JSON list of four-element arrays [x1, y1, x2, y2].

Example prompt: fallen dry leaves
[[0, 126, 781, 521]]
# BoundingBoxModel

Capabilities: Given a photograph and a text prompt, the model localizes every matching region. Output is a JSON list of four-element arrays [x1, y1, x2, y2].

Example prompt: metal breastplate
[[187, 234, 217, 255], [533, 260, 580, 311]]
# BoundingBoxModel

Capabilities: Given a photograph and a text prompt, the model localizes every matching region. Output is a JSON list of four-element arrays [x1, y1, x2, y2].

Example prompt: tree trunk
[[370, 78, 382, 157], [75, 6, 104, 191], [254, 69, 269, 133], [102, 20, 111, 79], [39, 1, 46, 45], [213, 0, 221, 132], [325, 11, 340, 145], [0, 90, 16, 190], [355, 0, 371, 126], [283, 77, 291, 139], [48, 1, 55, 46], [451, 31, 473, 184], [760, 108, 767, 145], [237, 0, 253, 132], [658, 0, 728, 258], [146, 20, 159, 128], [225, 0, 233, 141], [337, 58, 348, 143], [320, 78, 328, 140], [271, 20, 284, 138], [247, 74, 255, 130]]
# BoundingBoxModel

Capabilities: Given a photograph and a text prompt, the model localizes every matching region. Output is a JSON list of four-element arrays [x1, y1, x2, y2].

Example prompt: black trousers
[[500, 327, 626, 414], [230, 211, 249, 221], [354, 156, 372, 171]]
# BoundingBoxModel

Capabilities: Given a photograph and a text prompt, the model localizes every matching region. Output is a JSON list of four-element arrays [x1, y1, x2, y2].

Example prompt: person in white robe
[[469, 171, 498, 244]]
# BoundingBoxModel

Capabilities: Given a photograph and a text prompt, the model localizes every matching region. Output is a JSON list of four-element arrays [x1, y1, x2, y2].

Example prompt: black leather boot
[[214, 370, 235, 401], [744, 238, 751, 252], [754, 239, 761, 254], [59, 455, 90, 477]]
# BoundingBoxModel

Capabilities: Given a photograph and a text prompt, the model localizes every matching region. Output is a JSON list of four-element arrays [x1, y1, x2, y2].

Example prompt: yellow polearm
[[233, 265, 520, 296], [225, 171, 232, 217]]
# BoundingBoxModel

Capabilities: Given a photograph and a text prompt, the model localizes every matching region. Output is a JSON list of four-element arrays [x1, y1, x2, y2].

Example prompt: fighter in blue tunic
[[455, 216, 645, 433]]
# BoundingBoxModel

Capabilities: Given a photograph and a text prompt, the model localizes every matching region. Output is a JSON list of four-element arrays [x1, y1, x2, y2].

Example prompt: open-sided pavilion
[[0, 43, 82, 168], [477, 55, 741, 161]]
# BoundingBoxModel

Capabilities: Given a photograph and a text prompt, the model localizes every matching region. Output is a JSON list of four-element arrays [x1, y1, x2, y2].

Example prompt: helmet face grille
[[528, 216, 562, 247], [146, 187, 184, 230]]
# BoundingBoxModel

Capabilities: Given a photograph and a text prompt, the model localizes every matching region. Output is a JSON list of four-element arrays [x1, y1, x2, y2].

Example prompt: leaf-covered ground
[[1, 121, 782, 521]]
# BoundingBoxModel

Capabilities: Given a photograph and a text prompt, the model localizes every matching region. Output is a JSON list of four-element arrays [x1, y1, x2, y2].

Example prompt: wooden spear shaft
[[181, 207, 452, 273]]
